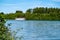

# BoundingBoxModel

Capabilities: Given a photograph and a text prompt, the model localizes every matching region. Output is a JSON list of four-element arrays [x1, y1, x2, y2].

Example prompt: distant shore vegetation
[[0, 7, 60, 20]]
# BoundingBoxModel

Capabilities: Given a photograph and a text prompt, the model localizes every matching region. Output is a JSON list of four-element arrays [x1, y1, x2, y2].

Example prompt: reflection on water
[[5, 20, 60, 40]]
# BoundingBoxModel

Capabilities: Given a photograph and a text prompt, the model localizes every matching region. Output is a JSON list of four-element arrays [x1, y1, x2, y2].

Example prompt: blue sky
[[0, 0, 60, 13]]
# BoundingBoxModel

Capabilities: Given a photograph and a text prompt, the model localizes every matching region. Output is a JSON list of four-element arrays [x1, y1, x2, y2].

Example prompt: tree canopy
[[0, 7, 60, 20], [0, 15, 14, 40]]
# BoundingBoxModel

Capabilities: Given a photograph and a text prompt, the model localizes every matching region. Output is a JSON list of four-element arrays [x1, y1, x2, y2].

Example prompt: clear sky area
[[0, 0, 60, 13]]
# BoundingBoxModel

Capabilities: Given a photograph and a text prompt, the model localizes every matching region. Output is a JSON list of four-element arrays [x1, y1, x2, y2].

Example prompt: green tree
[[0, 15, 14, 40], [26, 9, 32, 13], [0, 12, 4, 15], [16, 10, 23, 13]]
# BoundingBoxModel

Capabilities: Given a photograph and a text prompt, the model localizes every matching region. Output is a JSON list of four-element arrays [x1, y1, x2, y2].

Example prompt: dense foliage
[[0, 15, 14, 40], [0, 7, 60, 20]]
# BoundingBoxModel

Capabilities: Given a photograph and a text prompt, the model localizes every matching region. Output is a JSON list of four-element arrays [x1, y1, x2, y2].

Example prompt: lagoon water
[[5, 20, 60, 40]]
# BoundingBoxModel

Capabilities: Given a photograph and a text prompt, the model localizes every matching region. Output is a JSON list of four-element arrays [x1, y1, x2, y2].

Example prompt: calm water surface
[[5, 20, 60, 40]]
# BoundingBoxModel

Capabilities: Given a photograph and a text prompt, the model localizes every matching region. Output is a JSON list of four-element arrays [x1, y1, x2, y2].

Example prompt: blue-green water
[[5, 20, 60, 40]]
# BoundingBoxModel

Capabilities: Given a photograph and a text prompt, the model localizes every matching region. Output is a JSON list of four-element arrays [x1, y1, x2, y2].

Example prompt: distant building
[[15, 18, 25, 20]]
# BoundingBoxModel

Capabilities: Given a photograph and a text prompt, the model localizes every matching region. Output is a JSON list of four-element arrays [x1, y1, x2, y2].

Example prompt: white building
[[15, 18, 25, 20]]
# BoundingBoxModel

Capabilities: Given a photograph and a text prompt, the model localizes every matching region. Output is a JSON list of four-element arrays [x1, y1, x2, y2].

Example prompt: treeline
[[0, 7, 60, 20]]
